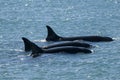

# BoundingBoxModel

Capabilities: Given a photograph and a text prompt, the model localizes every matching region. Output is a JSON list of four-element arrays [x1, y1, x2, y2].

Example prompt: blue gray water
[[0, 0, 120, 80]]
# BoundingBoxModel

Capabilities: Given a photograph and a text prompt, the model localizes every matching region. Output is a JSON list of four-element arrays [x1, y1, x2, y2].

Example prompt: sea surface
[[0, 0, 120, 80]]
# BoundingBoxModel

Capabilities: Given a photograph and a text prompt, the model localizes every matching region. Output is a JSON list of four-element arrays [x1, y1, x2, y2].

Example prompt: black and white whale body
[[46, 25, 113, 42], [22, 37, 92, 58], [22, 37, 93, 52]]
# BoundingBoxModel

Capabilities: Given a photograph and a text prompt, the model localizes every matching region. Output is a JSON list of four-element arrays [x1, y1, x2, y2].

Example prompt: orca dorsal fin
[[46, 25, 61, 41], [22, 37, 32, 52], [30, 41, 43, 58], [22, 37, 43, 58]]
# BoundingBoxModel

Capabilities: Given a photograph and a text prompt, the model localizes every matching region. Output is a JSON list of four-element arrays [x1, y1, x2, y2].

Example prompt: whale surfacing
[[22, 37, 93, 52], [22, 37, 92, 58], [46, 25, 113, 42]]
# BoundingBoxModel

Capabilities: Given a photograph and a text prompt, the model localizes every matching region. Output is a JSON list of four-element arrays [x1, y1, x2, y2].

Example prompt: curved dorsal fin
[[30, 41, 43, 58], [46, 25, 61, 41], [22, 37, 43, 58], [22, 37, 32, 52]]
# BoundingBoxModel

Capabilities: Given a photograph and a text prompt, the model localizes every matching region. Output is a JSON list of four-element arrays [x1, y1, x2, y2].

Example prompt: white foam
[[34, 39, 47, 42]]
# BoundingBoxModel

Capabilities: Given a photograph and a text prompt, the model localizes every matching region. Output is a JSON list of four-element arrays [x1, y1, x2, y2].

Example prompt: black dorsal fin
[[22, 37, 32, 52], [22, 37, 43, 58], [30, 41, 43, 58], [46, 25, 61, 41]]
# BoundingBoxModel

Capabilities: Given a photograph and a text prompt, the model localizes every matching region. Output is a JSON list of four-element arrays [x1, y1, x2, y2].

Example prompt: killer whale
[[43, 41, 93, 49], [46, 25, 113, 42], [22, 37, 93, 52], [22, 37, 92, 58]]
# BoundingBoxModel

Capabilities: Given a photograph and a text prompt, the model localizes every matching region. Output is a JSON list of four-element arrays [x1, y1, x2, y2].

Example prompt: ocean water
[[0, 0, 120, 80]]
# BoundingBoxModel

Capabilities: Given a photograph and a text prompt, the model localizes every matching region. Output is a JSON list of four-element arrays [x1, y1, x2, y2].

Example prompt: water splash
[[25, 4, 29, 7], [113, 37, 120, 40], [34, 39, 47, 42]]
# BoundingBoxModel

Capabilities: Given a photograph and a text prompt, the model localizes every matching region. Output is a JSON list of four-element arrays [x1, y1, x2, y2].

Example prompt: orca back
[[46, 25, 61, 41]]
